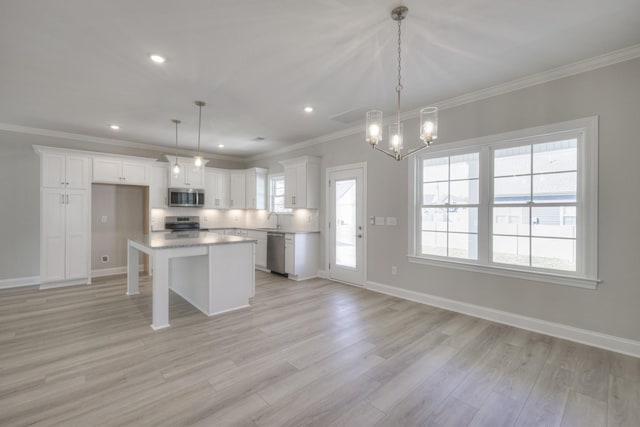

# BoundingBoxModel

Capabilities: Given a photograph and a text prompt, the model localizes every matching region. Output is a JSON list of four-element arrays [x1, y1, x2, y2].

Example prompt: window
[[409, 117, 598, 288], [269, 175, 292, 213]]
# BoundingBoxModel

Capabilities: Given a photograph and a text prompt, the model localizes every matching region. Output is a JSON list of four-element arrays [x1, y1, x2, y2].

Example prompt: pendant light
[[193, 100, 205, 168], [171, 119, 181, 177], [365, 6, 438, 161]]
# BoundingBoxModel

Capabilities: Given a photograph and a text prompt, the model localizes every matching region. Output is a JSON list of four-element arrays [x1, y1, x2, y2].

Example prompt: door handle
[[357, 234, 363, 238]]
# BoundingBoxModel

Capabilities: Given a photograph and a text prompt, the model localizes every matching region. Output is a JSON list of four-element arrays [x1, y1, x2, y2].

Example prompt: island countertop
[[130, 231, 257, 249]]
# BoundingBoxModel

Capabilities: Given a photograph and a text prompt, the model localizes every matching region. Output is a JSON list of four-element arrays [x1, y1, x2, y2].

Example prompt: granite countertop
[[130, 231, 257, 249]]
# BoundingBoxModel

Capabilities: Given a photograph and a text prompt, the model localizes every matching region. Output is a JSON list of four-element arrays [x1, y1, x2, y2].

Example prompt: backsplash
[[151, 208, 319, 231]]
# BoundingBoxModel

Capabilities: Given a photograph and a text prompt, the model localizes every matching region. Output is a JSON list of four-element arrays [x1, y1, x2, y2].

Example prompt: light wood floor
[[1, 271, 639, 427]]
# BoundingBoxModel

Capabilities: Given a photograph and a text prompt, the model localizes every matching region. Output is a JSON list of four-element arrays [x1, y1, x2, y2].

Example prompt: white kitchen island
[[127, 231, 256, 330]]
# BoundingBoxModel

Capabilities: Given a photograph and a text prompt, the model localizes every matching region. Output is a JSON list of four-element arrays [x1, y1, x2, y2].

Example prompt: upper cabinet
[[165, 156, 208, 188], [245, 168, 267, 210], [229, 171, 246, 209], [280, 156, 320, 209], [205, 168, 229, 209], [150, 163, 168, 208], [93, 155, 153, 185], [38, 150, 90, 190]]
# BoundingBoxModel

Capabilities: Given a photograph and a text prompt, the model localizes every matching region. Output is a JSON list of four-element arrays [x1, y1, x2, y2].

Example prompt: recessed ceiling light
[[218, 144, 224, 148], [149, 53, 166, 63], [109, 124, 120, 130], [304, 106, 313, 113]]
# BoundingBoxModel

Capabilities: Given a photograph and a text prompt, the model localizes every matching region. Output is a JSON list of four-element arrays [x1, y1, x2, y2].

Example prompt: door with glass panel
[[328, 166, 365, 286]]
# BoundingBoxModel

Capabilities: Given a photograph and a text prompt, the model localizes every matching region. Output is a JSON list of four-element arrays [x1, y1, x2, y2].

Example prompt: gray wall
[[91, 184, 145, 271], [0, 131, 245, 282], [248, 57, 640, 342]]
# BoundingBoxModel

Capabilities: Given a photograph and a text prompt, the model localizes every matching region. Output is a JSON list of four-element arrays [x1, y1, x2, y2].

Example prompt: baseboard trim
[[40, 278, 89, 290], [317, 269, 327, 279], [92, 265, 144, 278], [365, 280, 640, 358], [0, 276, 40, 289]]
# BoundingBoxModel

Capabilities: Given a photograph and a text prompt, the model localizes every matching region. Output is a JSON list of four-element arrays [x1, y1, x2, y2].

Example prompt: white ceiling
[[1, 0, 640, 158]]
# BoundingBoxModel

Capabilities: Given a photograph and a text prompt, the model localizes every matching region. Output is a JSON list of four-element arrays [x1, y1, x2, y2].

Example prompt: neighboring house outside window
[[269, 175, 292, 213], [409, 117, 598, 288]]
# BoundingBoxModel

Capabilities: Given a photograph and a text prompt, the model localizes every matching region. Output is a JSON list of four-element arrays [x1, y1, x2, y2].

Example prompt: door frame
[[325, 162, 367, 286]]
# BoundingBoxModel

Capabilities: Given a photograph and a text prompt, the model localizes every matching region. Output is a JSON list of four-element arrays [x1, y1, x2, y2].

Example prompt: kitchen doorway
[[327, 163, 366, 286]]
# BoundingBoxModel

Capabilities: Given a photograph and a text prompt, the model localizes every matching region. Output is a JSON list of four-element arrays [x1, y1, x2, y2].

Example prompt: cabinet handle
[[60, 194, 64, 204], [65, 194, 69, 204], [60, 181, 65, 186], [215, 199, 219, 206], [230, 200, 233, 207]]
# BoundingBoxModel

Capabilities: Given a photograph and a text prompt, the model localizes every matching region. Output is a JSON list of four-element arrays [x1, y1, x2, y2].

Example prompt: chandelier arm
[[403, 144, 430, 158], [373, 145, 403, 161]]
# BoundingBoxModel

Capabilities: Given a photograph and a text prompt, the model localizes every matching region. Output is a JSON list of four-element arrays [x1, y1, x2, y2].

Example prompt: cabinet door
[[294, 164, 307, 207], [150, 165, 168, 207], [284, 235, 294, 275], [284, 166, 297, 208], [204, 171, 217, 208], [229, 172, 246, 208], [65, 156, 90, 189], [186, 163, 205, 188], [65, 190, 89, 280], [245, 169, 256, 209], [255, 238, 267, 268], [93, 157, 122, 184], [122, 161, 150, 185], [42, 154, 66, 188], [41, 189, 66, 282], [216, 171, 229, 208]]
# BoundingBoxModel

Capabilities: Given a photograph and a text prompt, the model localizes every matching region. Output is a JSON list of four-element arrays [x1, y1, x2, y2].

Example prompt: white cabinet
[[229, 171, 246, 209], [165, 156, 207, 188], [245, 168, 267, 210], [280, 156, 320, 209], [41, 152, 90, 189], [40, 188, 90, 284], [248, 230, 267, 269], [284, 232, 320, 280], [150, 163, 168, 208], [93, 156, 152, 185], [205, 168, 229, 209]]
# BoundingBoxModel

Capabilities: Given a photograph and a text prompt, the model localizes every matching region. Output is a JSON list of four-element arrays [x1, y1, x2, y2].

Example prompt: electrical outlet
[[101, 255, 109, 263], [391, 266, 397, 275]]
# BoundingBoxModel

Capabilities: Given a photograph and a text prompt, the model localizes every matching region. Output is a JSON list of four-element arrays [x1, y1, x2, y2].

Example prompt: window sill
[[407, 255, 600, 289]]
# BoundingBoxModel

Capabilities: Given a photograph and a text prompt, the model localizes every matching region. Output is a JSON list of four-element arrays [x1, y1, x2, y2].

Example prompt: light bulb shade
[[172, 162, 181, 177], [420, 107, 438, 144], [366, 110, 383, 146], [194, 156, 203, 168], [389, 122, 403, 152]]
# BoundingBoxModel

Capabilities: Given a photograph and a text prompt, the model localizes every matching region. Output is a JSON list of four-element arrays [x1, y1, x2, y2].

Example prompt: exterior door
[[328, 165, 366, 286]]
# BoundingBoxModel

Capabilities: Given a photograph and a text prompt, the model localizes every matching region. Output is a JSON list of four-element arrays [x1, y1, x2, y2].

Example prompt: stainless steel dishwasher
[[267, 232, 286, 275]]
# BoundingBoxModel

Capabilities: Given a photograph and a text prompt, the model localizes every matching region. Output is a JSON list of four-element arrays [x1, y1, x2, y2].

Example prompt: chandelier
[[365, 6, 438, 161], [193, 100, 205, 168]]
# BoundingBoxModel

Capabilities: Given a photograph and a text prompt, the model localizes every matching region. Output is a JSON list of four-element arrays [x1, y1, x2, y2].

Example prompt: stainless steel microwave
[[168, 188, 205, 207]]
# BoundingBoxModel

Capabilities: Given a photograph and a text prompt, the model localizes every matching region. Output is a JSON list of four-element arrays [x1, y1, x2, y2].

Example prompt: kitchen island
[[127, 231, 256, 330]]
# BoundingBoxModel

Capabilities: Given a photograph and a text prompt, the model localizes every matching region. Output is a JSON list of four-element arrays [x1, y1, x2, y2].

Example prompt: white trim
[[365, 280, 640, 358], [2, 124, 239, 162], [0, 276, 40, 289], [287, 273, 320, 282], [39, 278, 89, 289], [317, 269, 327, 279], [92, 265, 144, 278], [325, 162, 368, 287], [246, 44, 640, 162], [407, 256, 599, 289]]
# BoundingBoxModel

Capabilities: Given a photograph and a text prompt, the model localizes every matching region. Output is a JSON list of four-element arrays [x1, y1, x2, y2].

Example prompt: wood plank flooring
[[1, 271, 639, 426]]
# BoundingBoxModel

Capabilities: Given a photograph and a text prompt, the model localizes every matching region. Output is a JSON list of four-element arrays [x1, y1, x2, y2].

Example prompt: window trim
[[408, 117, 599, 289], [268, 174, 293, 214]]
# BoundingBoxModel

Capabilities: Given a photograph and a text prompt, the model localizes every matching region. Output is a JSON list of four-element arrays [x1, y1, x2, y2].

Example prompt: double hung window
[[410, 118, 598, 288]]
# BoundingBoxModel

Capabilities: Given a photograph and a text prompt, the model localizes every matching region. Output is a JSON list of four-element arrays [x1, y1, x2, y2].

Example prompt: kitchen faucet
[[268, 212, 280, 230]]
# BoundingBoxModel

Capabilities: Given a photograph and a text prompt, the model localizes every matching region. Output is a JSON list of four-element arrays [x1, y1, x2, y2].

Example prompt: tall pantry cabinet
[[35, 146, 91, 287]]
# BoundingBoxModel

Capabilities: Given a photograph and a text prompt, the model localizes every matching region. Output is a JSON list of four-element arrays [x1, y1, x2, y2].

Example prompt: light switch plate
[[386, 217, 397, 226], [375, 216, 385, 226], [101, 215, 108, 224]]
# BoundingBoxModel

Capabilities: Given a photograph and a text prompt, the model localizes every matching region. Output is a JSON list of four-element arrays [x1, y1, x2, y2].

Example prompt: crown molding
[[0, 122, 242, 163], [247, 43, 640, 162]]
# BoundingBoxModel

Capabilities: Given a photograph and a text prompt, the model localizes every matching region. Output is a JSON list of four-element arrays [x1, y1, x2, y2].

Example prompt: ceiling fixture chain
[[172, 119, 181, 177], [365, 6, 438, 161], [194, 100, 205, 168]]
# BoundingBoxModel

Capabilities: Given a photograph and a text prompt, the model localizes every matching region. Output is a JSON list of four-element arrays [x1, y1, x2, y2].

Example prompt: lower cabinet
[[248, 230, 267, 269], [284, 233, 319, 280]]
